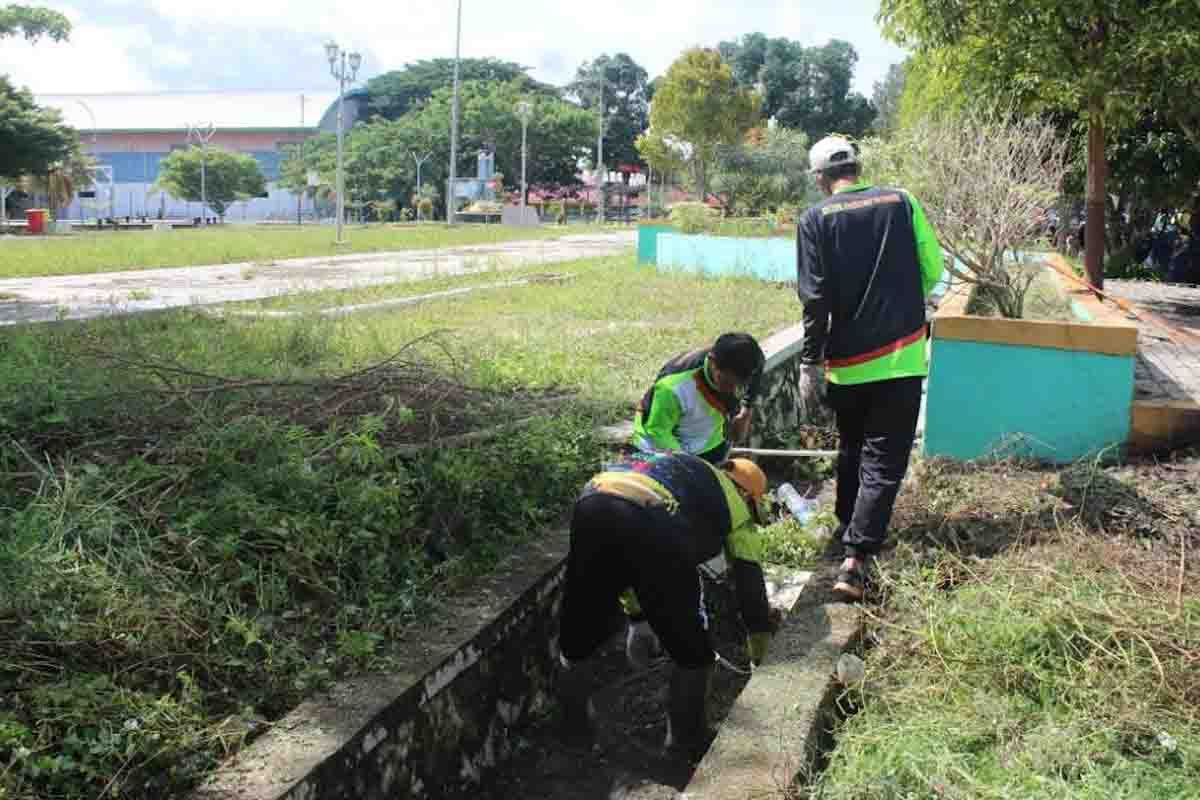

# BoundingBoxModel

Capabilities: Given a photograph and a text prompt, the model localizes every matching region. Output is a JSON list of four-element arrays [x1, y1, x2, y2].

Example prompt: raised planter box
[[636, 224, 794, 282], [924, 267, 1138, 463]]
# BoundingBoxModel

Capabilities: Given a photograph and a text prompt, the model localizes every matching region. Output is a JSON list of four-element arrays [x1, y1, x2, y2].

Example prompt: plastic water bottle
[[776, 482, 817, 524]]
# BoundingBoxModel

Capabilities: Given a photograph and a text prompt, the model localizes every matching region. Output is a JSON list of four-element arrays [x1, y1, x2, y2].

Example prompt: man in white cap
[[795, 135, 943, 601]]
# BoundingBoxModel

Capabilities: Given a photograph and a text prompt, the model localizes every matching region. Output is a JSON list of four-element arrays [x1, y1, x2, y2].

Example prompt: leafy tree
[[709, 126, 817, 216], [567, 53, 651, 174], [877, 0, 1200, 288], [283, 80, 594, 216], [15, 141, 95, 217], [154, 147, 267, 219], [365, 58, 557, 121], [639, 48, 759, 201], [0, 3, 69, 41], [717, 34, 876, 141], [0, 75, 75, 179], [871, 61, 908, 134]]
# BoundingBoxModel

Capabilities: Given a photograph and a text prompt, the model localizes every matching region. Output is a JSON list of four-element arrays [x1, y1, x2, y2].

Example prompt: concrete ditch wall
[[192, 531, 572, 800]]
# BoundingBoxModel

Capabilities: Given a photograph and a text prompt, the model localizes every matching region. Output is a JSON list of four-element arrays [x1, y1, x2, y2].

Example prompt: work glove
[[797, 363, 827, 423], [626, 620, 661, 670], [746, 631, 771, 667], [730, 405, 753, 443]]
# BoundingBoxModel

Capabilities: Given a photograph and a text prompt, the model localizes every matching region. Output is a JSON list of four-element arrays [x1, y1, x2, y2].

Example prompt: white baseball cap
[[808, 136, 858, 174]]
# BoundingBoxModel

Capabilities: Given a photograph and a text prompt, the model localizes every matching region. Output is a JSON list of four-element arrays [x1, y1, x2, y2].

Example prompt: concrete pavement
[[0, 231, 636, 326]]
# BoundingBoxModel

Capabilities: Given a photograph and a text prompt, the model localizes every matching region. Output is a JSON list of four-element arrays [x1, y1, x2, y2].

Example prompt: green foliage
[[365, 58, 556, 121], [710, 125, 817, 216], [282, 80, 595, 214], [755, 516, 829, 568], [154, 147, 267, 218], [718, 34, 877, 141], [816, 541, 1200, 799], [0, 75, 76, 179], [877, 0, 1200, 284], [0, 255, 805, 797], [668, 201, 719, 234], [878, 0, 1200, 128], [0, 3, 69, 42], [0, 412, 602, 798], [642, 48, 760, 200], [567, 53, 651, 171]]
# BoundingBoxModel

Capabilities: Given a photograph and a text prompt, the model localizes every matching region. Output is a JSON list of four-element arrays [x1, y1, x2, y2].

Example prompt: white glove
[[797, 363, 827, 422], [625, 620, 661, 670]]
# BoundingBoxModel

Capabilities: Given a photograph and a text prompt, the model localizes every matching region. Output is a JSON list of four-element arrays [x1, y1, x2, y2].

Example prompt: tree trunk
[[1085, 96, 1107, 290]]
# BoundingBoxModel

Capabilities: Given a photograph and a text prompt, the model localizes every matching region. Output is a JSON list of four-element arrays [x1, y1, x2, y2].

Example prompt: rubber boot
[[556, 654, 595, 749], [664, 662, 713, 757]]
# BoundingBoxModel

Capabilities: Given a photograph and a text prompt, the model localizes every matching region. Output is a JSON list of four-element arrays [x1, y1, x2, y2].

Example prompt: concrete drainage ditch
[[192, 322, 863, 799], [188, 531, 860, 798], [192, 518, 861, 800]]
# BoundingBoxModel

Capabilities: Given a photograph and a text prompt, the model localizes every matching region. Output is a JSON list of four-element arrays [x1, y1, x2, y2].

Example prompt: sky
[[2, 1, 907, 97]]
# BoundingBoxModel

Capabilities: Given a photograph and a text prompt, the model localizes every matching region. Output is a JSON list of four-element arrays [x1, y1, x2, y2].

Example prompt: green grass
[[0, 222, 612, 278], [217, 254, 801, 402], [812, 458, 1200, 800], [0, 256, 801, 799]]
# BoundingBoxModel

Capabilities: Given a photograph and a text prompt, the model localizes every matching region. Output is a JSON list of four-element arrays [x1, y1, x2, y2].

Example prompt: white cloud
[[143, 0, 904, 91], [0, 22, 160, 92], [7, 1, 907, 95]]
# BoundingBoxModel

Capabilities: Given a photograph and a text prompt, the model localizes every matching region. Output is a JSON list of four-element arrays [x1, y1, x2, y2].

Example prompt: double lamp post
[[325, 41, 362, 245]]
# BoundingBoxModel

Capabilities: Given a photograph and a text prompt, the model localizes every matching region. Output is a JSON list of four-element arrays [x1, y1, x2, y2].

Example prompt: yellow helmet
[[724, 458, 767, 502]]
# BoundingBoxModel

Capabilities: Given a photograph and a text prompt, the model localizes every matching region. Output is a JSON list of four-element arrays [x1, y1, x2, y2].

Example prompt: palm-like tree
[[18, 145, 97, 219]]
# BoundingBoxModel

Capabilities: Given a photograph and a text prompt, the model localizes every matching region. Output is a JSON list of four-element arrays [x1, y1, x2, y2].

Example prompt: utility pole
[[448, 0, 463, 225], [517, 100, 532, 218], [187, 122, 216, 226]]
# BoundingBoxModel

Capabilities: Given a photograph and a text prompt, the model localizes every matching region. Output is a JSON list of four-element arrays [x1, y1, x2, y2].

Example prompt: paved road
[[0, 231, 636, 326]]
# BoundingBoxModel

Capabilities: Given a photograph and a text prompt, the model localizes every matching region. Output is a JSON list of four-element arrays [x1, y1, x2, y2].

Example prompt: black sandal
[[833, 564, 866, 602]]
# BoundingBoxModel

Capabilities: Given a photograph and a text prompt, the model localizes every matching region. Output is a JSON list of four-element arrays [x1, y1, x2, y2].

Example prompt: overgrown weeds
[[810, 453, 1200, 799], [0, 255, 802, 798]]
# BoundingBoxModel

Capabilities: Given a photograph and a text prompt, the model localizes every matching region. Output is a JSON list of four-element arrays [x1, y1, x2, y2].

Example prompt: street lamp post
[[411, 151, 431, 220], [447, 0, 463, 225], [516, 100, 532, 219], [326, 41, 362, 245], [595, 79, 606, 225], [187, 122, 216, 226]]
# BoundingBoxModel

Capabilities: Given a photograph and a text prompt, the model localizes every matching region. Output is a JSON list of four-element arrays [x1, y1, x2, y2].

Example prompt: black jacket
[[797, 185, 927, 367]]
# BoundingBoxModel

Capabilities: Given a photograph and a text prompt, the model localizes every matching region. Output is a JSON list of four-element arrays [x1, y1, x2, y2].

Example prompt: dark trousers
[[559, 493, 713, 668], [827, 376, 923, 559]]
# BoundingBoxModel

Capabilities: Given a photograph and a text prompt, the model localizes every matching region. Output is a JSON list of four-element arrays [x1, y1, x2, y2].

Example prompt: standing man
[[795, 136, 943, 601], [632, 333, 765, 464], [556, 453, 773, 755]]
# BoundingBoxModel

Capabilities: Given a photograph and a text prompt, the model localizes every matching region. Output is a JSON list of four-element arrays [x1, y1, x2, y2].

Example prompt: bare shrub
[[863, 108, 1071, 318]]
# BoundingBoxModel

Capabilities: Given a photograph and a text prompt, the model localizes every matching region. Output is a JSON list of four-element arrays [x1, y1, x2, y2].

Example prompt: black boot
[[556, 654, 595, 749], [665, 662, 713, 756]]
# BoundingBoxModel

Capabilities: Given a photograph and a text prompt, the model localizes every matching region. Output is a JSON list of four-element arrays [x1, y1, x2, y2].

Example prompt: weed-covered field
[[813, 456, 1200, 799], [0, 222, 610, 278], [0, 256, 801, 798]]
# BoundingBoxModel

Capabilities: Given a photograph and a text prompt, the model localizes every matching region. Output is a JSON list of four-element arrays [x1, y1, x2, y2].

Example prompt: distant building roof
[[35, 90, 341, 133]]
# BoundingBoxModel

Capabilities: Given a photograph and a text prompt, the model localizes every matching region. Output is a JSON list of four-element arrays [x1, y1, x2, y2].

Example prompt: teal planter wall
[[924, 338, 1135, 463], [637, 224, 673, 264], [656, 233, 795, 281]]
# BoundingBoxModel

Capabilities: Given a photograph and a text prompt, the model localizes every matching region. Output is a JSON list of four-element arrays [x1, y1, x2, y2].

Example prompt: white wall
[[59, 183, 318, 223]]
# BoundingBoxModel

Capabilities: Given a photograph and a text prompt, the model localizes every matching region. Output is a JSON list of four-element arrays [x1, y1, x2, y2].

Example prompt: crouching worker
[[555, 453, 774, 755], [632, 333, 765, 463]]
